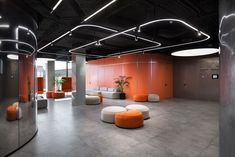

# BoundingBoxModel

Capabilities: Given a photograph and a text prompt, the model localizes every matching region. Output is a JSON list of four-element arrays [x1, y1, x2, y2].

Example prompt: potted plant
[[55, 76, 65, 91], [114, 75, 131, 99]]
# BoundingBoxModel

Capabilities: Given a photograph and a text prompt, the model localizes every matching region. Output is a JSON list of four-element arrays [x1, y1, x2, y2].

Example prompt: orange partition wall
[[37, 77, 44, 94], [62, 77, 72, 92], [19, 55, 34, 103], [86, 53, 173, 100]]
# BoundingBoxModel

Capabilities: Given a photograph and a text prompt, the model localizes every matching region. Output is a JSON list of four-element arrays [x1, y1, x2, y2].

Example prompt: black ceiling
[[20, 0, 218, 60]]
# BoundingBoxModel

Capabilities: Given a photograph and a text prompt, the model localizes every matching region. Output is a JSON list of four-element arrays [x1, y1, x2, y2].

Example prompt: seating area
[[101, 104, 150, 129], [0, 0, 225, 156], [86, 86, 121, 99]]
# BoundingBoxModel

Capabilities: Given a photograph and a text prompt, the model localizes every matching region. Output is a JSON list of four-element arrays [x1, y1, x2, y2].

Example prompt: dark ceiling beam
[[66, 0, 85, 21]]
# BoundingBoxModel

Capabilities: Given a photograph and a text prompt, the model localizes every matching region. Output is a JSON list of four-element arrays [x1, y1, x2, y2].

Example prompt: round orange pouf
[[133, 94, 148, 102], [6, 106, 17, 121], [115, 110, 144, 129], [46, 91, 54, 98]]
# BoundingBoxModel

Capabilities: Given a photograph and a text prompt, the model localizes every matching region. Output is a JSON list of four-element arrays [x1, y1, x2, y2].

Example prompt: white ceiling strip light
[[0, 24, 10, 28], [100, 19, 210, 57], [51, 0, 63, 14], [83, 0, 117, 22], [38, 24, 159, 51], [171, 48, 218, 57]]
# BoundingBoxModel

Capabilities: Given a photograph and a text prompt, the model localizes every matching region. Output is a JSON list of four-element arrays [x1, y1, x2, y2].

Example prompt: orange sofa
[[62, 77, 72, 92], [133, 94, 148, 102], [37, 77, 44, 94]]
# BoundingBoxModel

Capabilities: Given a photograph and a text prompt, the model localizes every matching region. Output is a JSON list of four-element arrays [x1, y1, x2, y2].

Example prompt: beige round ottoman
[[86, 95, 101, 105], [126, 104, 150, 119], [101, 106, 127, 123], [148, 94, 160, 102]]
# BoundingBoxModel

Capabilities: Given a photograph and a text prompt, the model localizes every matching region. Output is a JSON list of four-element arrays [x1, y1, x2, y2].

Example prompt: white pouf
[[101, 106, 127, 123], [126, 104, 150, 119], [148, 94, 160, 102], [86, 95, 101, 105]]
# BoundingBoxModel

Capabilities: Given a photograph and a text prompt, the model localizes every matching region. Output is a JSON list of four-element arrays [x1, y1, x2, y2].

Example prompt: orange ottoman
[[46, 91, 54, 98], [133, 95, 148, 102], [6, 106, 17, 121], [115, 110, 144, 129], [52, 91, 65, 99], [89, 94, 103, 103]]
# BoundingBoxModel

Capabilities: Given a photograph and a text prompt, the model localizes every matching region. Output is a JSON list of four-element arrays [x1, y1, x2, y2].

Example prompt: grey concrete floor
[[9, 98, 219, 157]]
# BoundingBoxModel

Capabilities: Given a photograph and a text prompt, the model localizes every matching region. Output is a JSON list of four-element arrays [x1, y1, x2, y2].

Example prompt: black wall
[[173, 56, 219, 101]]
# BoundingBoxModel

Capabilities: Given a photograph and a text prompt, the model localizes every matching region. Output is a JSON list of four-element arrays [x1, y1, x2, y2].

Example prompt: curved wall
[[86, 53, 173, 100], [0, 1, 37, 157]]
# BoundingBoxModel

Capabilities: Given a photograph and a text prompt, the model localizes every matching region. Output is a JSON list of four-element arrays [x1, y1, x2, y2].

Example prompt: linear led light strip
[[69, 18, 210, 55], [0, 39, 36, 55], [38, 24, 160, 51], [38, 51, 105, 58], [0, 24, 10, 28], [108, 19, 210, 57], [83, 0, 117, 22], [51, 0, 63, 14], [69, 27, 148, 53], [15, 25, 37, 55]]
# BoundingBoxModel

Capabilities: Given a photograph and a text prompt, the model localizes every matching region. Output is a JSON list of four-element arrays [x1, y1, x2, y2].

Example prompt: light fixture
[[171, 48, 219, 57], [36, 58, 56, 62], [7, 54, 19, 60], [83, 0, 117, 22], [95, 41, 102, 46], [51, 0, 63, 14], [69, 31, 72, 36], [169, 21, 173, 24], [0, 24, 10, 28], [0, 15, 2, 19], [135, 36, 138, 41], [197, 31, 202, 36], [118, 55, 121, 58], [38, 24, 159, 51], [51, 43, 53, 46], [137, 26, 141, 33]]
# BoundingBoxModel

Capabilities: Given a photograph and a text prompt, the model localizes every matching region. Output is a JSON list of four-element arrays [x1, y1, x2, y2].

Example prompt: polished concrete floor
[[10, 98, 219, 157]]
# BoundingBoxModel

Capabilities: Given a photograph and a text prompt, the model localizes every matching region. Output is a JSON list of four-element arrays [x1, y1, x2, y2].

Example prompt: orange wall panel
[[86, 53, 173, 100]]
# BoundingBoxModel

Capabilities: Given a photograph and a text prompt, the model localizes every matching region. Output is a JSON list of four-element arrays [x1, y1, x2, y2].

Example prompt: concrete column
[[219, 0, 235, 156], [72, 54, 86, 106], [46, 61, 55, 91]]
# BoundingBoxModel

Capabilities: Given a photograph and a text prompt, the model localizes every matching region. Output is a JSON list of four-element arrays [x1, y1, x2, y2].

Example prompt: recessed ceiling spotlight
[[197, 31, 202, 36], [171, 48, 219, 57], [118, 55, 121, 58], [51, 43, 53, 46], [169, 21, 173, 24], [95, 41, 102, 46], [69, 31, 72, 36], [27, 31, 30, 35], [0, 15, 2, 19], [7, 54, 19, 60]]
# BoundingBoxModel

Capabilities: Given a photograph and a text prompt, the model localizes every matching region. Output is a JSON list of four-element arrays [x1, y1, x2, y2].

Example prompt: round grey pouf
[[148, 94, 160, 102], [86, 95, 101, 105], [101, 106, 127, 123], [126, 104, 150, 119]]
